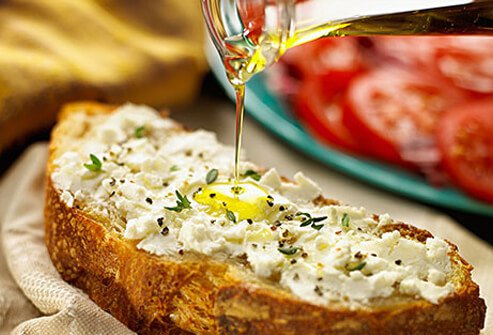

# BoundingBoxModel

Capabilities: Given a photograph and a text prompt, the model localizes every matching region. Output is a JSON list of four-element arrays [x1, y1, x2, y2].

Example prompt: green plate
[[208, 48, 493, 218]]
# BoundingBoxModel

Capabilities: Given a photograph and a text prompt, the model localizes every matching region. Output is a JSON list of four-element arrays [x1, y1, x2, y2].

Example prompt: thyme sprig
[[165, 190, 191, 212], [296, 212, 328, 230]]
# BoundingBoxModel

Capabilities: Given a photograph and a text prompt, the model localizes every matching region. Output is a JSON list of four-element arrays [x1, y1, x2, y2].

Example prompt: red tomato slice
[[343, 67, 467, 167], [292, 37, 368, 97], [374, 36, 493, 94], [434, 37, 493, 94], [437, 99, 493, 203], [294, 76, 362, 153], [372, 37, 446, 68]]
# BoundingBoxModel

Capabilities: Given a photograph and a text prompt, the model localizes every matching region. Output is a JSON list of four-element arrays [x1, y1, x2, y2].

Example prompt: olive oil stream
[[204, 0, 493, 196]]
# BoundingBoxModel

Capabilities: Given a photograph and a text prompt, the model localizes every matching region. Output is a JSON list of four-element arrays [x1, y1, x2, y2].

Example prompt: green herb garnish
[[165, 190, 191, 212], [134, 126, 145, 138], [243, 169, 261, 181], [297, 212, 327, 230], [278, 246, 299, 256], [347, 262, 366, 272], [341, 213, 350, 228], [310, 216, 327, 230], [206, 168, 218, 184], [170, 165, 179, 172], [84, 154, 102, 172], [226, 210, 236, 223], [300, 218, 313, 227], [297, 212, 312, 227]]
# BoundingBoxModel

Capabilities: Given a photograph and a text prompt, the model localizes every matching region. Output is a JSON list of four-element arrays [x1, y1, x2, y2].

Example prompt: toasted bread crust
[[44, 103, 486, 335]]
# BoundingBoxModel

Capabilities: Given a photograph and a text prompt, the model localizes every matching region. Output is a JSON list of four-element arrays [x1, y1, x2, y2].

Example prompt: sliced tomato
[[280, 37, 368, 95], [372, 37, 446, 68], [437, 100, 493, 203], [373, 36, 493, 94], [293, 37, 368, 97], [294, 76, 362, 153], [433, 37, 493, 94], [343, 67, 467, 167]]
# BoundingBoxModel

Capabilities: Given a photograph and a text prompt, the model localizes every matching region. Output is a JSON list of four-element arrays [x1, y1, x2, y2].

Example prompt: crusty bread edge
[[45, 102, 486, 335]]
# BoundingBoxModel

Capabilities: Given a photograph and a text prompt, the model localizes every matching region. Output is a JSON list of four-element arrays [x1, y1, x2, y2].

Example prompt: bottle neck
[[202, 0, 296, 85]]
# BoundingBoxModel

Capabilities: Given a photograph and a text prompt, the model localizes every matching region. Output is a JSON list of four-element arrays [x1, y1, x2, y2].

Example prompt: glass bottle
[[202, 0, 493, 86]]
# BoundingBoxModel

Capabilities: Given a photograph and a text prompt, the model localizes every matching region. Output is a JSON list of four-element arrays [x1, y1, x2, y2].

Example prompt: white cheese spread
[[52, 104, 455, 307]]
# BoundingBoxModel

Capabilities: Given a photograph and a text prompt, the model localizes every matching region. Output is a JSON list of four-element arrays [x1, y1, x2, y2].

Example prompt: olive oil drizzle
[[233, 84, 245, 187]]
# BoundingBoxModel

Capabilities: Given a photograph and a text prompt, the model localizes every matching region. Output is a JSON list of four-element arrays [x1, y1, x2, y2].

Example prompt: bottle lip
[[201, 0, 296, 53], [201, 0, 297, 84]]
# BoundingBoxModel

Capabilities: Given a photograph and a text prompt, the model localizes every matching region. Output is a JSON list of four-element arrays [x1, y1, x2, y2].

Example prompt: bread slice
[[45, 102, 486, 335]]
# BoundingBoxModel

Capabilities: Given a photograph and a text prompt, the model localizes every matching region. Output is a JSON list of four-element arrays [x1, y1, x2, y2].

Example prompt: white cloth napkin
[[0, 144, 134, 335]]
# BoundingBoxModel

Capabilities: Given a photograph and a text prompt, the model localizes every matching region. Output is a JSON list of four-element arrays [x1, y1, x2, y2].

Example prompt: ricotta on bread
[[45, 102, 486, 334]]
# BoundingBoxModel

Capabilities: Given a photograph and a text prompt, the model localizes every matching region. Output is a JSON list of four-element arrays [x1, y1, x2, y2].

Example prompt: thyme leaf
[[84, 154, 102, 172], [312, 216, 328, 223], [226, 210, 236, 223], [243, 169, 261, 181], [134, 126, 145, 138], [206, 168, 219, 184], [347, 262, 366, 272], [300, 218, 313, 227], [341, 213, 350, 229], [278, 246, 299, 256]]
